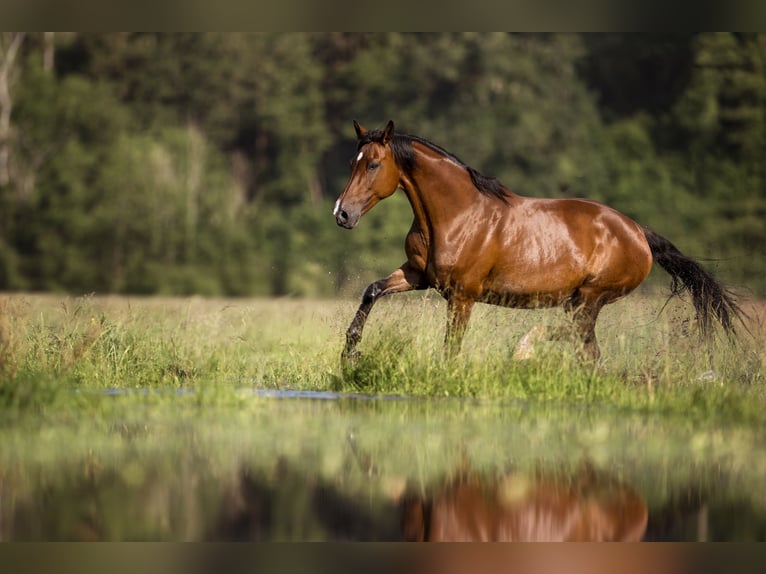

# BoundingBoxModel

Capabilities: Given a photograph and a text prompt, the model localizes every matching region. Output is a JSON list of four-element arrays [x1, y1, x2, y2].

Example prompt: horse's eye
[[368, 161, 380, 171]]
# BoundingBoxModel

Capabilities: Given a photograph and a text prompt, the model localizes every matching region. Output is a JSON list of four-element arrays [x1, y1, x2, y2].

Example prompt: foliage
[[0, 33, 764, 297]]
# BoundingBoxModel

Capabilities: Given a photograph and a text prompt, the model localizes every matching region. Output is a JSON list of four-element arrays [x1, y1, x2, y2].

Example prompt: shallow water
[[1, 390, 765, 541]]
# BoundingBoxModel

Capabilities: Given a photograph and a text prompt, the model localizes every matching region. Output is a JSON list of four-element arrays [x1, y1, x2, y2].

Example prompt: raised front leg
[[343, 262, 427, 364]]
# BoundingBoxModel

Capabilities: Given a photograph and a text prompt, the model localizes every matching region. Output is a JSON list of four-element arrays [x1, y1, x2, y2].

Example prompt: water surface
[[1, 390, 764, 541]]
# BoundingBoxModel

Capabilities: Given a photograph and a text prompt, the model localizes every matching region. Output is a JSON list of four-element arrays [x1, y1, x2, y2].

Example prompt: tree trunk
[[0, 33, 25, 187], [43, 32, 54, 73]]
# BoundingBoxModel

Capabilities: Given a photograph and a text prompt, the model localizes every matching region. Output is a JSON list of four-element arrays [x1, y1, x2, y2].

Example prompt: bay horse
[[333, 120, 742, 362]]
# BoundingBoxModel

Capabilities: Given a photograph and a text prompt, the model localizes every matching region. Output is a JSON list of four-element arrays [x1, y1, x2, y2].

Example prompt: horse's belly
[[478, 287, 574, 309], [478, 262, 585, 307]]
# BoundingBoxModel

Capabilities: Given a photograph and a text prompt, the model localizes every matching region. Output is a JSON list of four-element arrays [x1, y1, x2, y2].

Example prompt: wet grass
[[0, 291, 764, 423]]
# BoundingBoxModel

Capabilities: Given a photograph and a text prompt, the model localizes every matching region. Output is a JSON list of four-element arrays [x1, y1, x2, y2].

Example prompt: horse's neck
[[400, 150, 479, 234]]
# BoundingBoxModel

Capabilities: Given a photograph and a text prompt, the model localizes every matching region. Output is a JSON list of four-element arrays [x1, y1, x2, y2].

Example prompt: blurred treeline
[[0, 33, 764, 297]]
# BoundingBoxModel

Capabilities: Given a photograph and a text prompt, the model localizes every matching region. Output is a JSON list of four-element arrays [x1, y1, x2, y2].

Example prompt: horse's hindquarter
[[480, 198, 652, 307]]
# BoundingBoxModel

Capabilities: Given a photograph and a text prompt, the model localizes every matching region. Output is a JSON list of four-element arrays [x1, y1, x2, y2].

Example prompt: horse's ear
[[383, 120, 395, 144], [353, 120, 366, 139]]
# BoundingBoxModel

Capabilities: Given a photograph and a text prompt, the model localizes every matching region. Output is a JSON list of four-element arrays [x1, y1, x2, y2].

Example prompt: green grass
[[3, 291, 763, 424], [0, 291, 764, 423]]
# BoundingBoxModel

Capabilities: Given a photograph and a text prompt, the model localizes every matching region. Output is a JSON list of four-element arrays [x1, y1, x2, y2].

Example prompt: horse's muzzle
[[335, 209, 351, 228], [335, 208, 360, 229]]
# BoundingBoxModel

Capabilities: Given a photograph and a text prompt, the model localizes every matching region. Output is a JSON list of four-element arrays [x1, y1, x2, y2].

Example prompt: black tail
[[643, 227, 743, 338]]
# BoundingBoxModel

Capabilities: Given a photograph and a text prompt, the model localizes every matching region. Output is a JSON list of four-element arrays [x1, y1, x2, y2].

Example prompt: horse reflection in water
[[212, 451, 648, 541], [399, 462, 648, 542]]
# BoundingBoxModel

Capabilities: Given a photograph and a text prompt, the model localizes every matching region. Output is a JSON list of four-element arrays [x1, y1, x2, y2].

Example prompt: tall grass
[[337, 291, 765, 420], [0, 292, 764, 423]]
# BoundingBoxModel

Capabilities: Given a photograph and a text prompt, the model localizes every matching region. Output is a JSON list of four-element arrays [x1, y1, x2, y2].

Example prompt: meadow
[[1, 290, 764, 422]]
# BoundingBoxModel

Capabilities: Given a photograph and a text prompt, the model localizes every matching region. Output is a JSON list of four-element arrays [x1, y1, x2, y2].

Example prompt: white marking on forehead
[[332, 199, 340, 216], [356, 151, 363, 162]]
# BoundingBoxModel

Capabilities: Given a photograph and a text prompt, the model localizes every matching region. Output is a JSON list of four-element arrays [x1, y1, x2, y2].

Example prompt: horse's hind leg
[[512, 299, 603, 362], [512, 324, 550, 360], [342, 262, 427, 364], [512, 321, 586, 360], [568, 299, 603, 363]]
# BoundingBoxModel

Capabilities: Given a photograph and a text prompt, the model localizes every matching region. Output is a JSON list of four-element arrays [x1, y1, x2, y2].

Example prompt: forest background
[[1, 33, 764, 298]]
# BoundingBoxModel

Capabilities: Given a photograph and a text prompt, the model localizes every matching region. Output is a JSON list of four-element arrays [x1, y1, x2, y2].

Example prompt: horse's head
[[333, 120, 401, 229]]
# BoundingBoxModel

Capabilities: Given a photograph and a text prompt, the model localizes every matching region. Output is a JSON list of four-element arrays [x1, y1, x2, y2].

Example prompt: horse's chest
[[425, 254, 487, 295], [414, 227, 497, 292]]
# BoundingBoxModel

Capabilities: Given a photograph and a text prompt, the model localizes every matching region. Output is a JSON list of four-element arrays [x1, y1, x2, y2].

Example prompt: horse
[[333, 120, 743, 362]]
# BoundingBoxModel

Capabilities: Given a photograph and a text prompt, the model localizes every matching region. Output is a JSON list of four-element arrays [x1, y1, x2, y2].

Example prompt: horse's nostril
[[336, 208, 355, 229]]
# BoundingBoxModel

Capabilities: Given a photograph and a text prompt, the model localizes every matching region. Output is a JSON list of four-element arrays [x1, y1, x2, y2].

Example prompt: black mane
[[358, 129, 511, 204]]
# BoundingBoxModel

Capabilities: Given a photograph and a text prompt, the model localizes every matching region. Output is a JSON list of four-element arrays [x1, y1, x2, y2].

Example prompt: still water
[[1, 390, 765, 541]]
